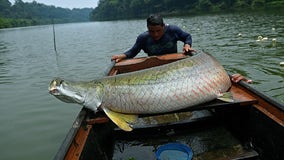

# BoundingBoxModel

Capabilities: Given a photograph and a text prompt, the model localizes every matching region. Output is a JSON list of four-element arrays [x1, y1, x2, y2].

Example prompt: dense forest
[[1, 0, 284, 29], [0, 0, 93, 29], [91, 0, 284, 21]]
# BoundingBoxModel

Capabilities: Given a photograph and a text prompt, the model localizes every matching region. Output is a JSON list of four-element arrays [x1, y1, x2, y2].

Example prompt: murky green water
[[0, 12, 283, 159]]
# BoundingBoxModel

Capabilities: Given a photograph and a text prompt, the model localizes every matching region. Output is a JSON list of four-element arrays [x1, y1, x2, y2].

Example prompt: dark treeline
[[1, 0, 284, 29], [0, 0, 93, 29], [90, 0, 284, 21]]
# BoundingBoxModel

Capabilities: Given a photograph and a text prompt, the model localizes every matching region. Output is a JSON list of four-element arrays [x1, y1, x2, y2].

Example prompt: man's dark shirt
[[124, 24, 192, 58]]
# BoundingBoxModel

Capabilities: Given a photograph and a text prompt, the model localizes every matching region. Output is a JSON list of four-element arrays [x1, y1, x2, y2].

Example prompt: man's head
[[147, 14, 165, 41], [147, 14, 164, 26]]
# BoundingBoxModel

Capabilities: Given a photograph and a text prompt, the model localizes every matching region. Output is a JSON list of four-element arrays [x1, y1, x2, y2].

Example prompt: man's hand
[[111, 54, 127, 63], [231, 74, 252, 83], [183, 44, 195, 55]]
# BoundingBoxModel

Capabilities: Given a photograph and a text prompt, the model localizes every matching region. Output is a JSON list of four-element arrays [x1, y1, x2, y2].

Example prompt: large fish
[[49, 52, 232, 131]]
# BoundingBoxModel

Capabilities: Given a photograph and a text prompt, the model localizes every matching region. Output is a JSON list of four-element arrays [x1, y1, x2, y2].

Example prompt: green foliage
[[266, 0, 284, 8], [0, 0, 11, 16], [252, 0, 265, 9], [0, 0, 93, 29], [1, 0, 284, 28], [91, 0, 284, 21]]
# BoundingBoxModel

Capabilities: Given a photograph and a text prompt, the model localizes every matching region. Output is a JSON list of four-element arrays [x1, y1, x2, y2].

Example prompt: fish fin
[[217, 92, 234, 102], [101, 107, 137, 131]]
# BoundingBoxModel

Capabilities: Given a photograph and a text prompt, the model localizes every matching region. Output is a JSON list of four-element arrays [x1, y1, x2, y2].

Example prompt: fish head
[[49, 78, 85, 104]]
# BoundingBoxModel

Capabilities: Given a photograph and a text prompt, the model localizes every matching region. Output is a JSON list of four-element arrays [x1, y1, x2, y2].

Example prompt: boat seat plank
[[229, 84, 258, 105], [112, 53, 188, 74], [115, 53, 187, 66]]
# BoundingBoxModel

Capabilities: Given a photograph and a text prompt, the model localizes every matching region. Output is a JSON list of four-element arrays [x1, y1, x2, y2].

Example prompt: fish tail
[[102, 107, 138, 131]]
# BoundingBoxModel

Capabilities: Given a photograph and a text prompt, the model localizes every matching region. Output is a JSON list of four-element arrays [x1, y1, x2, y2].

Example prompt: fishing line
[[52, 21, 57, 53], [51, 20, 61, 76], [51, 22, 80, 80]]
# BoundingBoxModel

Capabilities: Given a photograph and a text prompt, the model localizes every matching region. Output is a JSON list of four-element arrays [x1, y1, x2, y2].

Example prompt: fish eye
[[59, 80, 64, 85]]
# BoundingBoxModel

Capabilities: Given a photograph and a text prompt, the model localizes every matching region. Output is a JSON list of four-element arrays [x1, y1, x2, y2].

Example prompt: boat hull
[[53, 53, 284, 160]]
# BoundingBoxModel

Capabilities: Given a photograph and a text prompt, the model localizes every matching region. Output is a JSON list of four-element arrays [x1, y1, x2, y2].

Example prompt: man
[[111, 14, 251, 84], [111, 14, 194, 62]]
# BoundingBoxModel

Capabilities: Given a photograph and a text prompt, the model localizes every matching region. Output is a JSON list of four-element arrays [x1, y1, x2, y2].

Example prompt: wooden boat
[[54, 53, 284, 160]]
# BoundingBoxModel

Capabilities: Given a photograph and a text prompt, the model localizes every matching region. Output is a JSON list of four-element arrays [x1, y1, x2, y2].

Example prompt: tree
[[0, 0, 11, 16], [252, 0, 265, 9], [0, 0, 93, 29]]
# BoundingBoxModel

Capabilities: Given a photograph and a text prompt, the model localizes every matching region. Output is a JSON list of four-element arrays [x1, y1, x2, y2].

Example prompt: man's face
[[148, 25, 165, 41]]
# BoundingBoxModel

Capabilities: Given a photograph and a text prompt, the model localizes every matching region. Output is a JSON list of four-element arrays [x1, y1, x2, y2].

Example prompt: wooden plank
[[64, 124, 92, 160], [229, 84, 258, 105], [233, 82, 284, 126], [112, 53, 187, 74], [54, 109, 87, 160]]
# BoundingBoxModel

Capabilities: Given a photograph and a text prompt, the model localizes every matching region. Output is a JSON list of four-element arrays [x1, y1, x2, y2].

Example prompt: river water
[[0, 12, 283, 159]]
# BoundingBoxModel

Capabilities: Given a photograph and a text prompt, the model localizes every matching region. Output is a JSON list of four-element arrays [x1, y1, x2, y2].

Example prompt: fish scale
[[49, 52, 231, 130], [98, 53, 230, 114]]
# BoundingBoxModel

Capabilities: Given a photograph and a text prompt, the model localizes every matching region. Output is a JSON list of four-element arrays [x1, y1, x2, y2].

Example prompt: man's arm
[[111, 34, 144, 62], [171, 25, 193, 53]]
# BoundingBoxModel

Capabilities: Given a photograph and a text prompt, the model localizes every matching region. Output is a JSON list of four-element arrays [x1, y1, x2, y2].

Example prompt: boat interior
[[56, 53, 284, 160]]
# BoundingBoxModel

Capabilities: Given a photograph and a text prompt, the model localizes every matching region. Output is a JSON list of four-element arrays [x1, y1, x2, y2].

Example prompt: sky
[[9, 0, 99, 9]]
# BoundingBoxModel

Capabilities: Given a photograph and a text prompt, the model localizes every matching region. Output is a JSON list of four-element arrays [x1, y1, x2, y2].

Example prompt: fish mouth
[[49, 79, 64, 95], [48, 87, 59, 95], [49, 88, 59, 95]]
